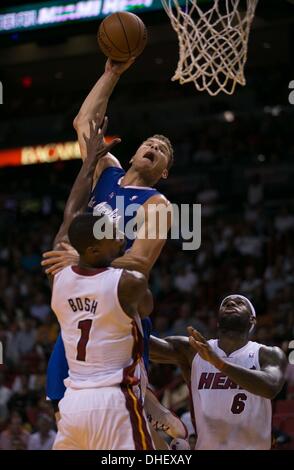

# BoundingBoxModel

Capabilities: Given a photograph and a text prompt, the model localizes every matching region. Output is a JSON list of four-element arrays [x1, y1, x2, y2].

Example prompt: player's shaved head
[[68, 214, 102, 254], [68, 214, 126, 267]]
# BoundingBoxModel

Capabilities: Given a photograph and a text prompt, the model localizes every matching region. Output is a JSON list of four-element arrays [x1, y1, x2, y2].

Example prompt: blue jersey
[[87, 166, 159, 250], [46, 166, 159, 401]]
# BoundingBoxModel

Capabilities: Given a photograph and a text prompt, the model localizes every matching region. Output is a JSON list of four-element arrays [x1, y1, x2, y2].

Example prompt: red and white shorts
[[53, 385, 154, 450]]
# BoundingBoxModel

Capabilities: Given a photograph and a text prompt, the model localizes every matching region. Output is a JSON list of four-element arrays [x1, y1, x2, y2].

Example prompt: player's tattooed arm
[[43, 117, 120, 277], [188, 327, 287, 399], [117, 269, 153, 319], [73, 58, 134, 161], [111, 194, 173, 277]]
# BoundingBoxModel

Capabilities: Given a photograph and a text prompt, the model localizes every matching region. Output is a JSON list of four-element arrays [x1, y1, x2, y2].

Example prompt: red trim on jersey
[[121, 385, 154, 450], [71, 266, 108, 276], [188, 382, 197, 436], [120, 321, 153, 449], [122, 321, 144, 386]]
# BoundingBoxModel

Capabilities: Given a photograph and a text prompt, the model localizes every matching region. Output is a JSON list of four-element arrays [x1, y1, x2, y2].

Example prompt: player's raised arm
[[188, 327, 287, 399], [111, 194, 173, 277], [73, 59, 134, 162], [50, 116, 121, 252]]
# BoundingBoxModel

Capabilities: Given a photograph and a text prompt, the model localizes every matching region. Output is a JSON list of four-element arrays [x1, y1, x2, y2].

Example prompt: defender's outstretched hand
[[42, 242, 79, 275], [187, 326, 225, 370], [83, 115, 121, 161], [105, 57, 135, 76]]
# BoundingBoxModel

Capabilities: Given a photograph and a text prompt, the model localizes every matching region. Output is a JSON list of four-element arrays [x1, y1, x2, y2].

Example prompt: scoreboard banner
[[0, 0, 209, 34], [0, 0, 170, 34], [0, 138, 112, 167]]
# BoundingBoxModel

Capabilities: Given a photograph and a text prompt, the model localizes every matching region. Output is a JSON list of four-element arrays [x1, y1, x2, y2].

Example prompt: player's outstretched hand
[[83, 115, 121, 162], [187, 326, 225, 370], [41, 242, 79, 275], [105, 57, 135, 76]]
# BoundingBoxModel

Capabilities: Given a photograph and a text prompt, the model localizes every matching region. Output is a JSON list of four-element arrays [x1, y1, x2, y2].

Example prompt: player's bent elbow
[[73, 114, 88, 131], [73, 115, 80, 130], [263, 382, 283, 400]]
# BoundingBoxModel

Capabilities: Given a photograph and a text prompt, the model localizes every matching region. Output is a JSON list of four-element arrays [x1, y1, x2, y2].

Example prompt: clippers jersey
[[87, 166, 160, 250], [51, 265, 146, 391], [191, 340, 272, 450]]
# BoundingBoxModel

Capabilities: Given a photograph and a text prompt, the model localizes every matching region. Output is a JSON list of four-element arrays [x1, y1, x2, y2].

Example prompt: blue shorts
[[46, 317, 152, 402]]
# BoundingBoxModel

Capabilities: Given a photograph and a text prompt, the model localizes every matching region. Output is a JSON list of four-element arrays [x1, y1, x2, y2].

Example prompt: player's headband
[[220, 294, 256, 333]]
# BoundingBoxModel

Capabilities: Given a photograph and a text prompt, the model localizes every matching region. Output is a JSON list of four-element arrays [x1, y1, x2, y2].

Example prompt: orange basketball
[[97, 12, 147, 62]]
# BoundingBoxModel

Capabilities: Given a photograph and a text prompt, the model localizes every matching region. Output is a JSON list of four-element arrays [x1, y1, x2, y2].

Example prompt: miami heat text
[[101, 454, 193, 467]]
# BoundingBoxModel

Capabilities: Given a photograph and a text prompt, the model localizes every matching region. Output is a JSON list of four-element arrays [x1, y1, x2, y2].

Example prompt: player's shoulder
[[144, 192, 171, 207], [117, 269, 148, 311], [258, 344, 287, 368], [52, 265, 72, 282], [120, 269, 147, 288], [101, 152, 122, 169], [93, 153, 123, 187]]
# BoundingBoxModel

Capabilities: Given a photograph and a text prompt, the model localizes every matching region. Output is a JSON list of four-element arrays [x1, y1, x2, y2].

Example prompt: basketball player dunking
[[150, 295, 287, 450], [50, 116, 154, 450], [42, 58, 186, 445]]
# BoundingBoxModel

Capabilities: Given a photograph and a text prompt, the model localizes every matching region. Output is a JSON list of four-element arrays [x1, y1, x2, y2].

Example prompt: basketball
[[97, 12, 147, 62]]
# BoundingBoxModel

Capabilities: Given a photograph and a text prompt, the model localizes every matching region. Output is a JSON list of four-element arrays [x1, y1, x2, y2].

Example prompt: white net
[[162, 0, 259, 96]]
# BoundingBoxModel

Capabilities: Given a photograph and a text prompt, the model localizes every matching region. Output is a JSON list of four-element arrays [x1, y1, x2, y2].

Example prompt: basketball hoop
[[161, 0, 258, 96]]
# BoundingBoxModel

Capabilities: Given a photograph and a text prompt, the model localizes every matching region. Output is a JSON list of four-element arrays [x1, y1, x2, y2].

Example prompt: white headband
[[220, 294, 256, 332]]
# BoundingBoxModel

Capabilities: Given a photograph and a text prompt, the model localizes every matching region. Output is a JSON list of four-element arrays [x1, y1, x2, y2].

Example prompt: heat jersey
[[191, 340, 272, 450], [51, 265, 146, 391]]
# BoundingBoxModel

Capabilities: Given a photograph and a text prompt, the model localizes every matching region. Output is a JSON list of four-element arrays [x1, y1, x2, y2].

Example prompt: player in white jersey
[[150, 295, 287, 450], [47, 116, 154, 450]]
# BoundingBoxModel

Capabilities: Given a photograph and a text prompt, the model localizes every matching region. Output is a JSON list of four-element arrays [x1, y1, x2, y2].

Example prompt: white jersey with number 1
[[51, 265, 153, 450], [51, 265, 146, 391], [191, 339, 272, 450]]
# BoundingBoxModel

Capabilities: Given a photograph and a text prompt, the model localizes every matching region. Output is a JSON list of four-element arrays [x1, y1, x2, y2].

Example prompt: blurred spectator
[[173, 266, 197, 293], [30, 293, 51, 323], [0, 412, 30, 450], [247, 174, 264, 206], [274, 208, 294, 235], [240, 266, 261, 297], [172, 303, 208, 336], [15, 318, 37, 357], [0, 373, 11, 424], [27, 415, 56, 450]]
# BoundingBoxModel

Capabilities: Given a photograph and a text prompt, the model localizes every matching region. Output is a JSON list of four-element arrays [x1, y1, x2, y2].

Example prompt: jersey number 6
[[231, 393, 247, 414], [76, 319, 93, 361]]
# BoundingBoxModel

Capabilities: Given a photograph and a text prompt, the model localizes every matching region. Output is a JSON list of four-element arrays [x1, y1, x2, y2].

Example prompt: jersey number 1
[[76, 319, 93, 361]]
